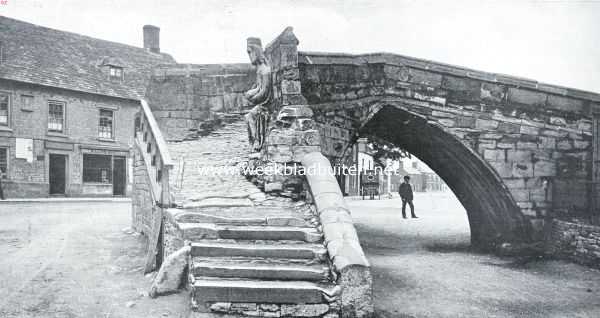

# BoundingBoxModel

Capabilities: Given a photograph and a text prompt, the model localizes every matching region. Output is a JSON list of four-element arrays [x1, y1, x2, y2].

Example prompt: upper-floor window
[[0, 147, 7, 179], [109, 66, 123, 80], [98, 109, 114, 139], [0, 93, 9, 126], [48, 101, 65, 133]]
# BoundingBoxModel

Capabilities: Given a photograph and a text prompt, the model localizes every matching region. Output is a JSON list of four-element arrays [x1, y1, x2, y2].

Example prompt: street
[[0, 200, 189, 318], [349, 192, 600, 318]]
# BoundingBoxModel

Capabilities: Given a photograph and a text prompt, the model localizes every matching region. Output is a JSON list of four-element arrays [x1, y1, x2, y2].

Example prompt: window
[[83, 154, 112, 183], [109, 66, 123, 79], [98, 109, 114, 139], [0, 93, 8, 126], [0, 147, 7, 179], [48, 101, 65, 132]]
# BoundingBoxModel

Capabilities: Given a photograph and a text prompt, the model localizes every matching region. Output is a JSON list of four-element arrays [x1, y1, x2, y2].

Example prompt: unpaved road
[[0, 200, 189, 318], [349, 192, 600, 318]]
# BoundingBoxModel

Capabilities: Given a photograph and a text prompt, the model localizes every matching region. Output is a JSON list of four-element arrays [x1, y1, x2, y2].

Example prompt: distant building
[[0, 17, 175, 197], [338, 138, 448, 196]]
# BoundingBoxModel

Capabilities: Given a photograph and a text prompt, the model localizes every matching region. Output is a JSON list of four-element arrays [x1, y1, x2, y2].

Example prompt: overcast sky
[[2, 0, 599, 92]]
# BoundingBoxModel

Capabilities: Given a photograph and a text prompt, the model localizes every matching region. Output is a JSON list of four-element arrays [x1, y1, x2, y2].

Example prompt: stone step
[[191, 257, 330, 282], [190, 241, 328, 260], [190, 278, 337, 305], [179, 223, 322, 242], [167, 209, 309, 227]]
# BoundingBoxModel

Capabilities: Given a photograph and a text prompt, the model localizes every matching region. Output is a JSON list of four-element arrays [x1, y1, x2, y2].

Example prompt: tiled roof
[[0, 16, 176, 100]]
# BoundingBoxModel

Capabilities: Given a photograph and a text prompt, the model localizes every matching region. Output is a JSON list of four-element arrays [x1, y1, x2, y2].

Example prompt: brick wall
[[0, 79, 138, 197]]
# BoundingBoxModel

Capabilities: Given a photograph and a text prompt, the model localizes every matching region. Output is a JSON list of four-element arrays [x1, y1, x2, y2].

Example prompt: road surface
[[348, 192, 600, 318], [0, 200, 188, 318]]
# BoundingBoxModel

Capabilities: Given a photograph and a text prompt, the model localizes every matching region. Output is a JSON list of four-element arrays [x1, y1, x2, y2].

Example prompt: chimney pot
[[143, 25, 160, 53]]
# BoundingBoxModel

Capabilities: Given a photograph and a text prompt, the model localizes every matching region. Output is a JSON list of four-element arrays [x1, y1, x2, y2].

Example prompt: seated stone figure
[[244, 37, 272, 152]]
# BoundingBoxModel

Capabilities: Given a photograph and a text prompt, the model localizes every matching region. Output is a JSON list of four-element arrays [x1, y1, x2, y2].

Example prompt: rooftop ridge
[[0, 15, 173, 60]]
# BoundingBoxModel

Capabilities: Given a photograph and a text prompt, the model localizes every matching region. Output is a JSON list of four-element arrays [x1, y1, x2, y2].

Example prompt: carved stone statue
[[244, 37, 272, 152]]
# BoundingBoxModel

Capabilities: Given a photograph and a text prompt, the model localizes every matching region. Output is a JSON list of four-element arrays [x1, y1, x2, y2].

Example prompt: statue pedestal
[[245, 105, 320, 200]]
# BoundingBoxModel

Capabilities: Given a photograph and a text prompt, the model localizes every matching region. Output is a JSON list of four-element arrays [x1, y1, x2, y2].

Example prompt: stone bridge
[[132, 26, 600, 317], [296, 51, 600, 249]]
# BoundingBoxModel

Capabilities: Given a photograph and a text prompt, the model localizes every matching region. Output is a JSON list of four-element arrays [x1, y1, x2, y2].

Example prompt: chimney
[[143, 25, 160, 53]]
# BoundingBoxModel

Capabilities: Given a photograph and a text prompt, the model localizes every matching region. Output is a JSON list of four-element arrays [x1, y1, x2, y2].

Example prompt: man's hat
[[404, 175, 410, 180], [247, 37, 262, 47]]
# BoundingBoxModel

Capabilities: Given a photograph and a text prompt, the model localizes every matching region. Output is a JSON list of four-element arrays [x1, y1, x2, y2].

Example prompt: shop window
[[0, 147, 7, 178], [48, 101, 65, 132], [0, 92, 9, 126], [83, 154, 112, 183], [98, 109, 114, 139]]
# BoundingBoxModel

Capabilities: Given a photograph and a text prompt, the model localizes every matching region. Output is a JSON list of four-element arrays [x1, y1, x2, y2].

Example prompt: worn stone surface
[[149, 245, 190, 298]]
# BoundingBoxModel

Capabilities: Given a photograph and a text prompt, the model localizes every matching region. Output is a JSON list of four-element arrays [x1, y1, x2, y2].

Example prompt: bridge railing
[[132, 99, 174, 272]]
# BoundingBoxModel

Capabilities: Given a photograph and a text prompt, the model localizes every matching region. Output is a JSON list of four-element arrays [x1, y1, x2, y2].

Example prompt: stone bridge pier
[[291, 52, 600, 250]]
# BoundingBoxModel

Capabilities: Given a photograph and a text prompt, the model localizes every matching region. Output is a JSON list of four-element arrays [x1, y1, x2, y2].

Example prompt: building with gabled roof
[[0, 16, 175, 197]]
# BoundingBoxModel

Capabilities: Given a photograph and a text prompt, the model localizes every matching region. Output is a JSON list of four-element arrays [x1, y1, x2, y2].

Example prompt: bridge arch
[[355, 104, 533, 250]]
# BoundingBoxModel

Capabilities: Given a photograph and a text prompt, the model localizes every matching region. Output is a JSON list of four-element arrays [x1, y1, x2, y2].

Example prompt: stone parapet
[[301, 152, 373, 318]]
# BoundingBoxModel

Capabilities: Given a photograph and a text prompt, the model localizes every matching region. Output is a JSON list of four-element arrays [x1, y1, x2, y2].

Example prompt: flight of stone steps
[[166, 116, 341, 317]]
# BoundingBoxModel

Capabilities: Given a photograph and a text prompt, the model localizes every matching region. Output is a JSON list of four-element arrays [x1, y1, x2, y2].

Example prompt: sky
[[1, 0, 599, 92]]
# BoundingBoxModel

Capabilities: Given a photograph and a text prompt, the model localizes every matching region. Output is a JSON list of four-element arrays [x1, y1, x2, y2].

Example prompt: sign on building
[[15, 138, 33, 163]]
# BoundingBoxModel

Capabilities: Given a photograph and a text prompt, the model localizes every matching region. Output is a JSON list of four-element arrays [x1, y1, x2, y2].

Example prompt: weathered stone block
[[455, 116, 476, 128], [539, 137, 556, 149], [265, 182, 284, 192], [483, 149, 505, 161], [547, 95, 585, 113], [280, 304, 330, 317], [507, 88, 547, 107], [281, 80, 301, 95], [480, 82, 507, 103], [267, 145, 293, 162], [573, 140, 590, 149], [488, 161, 513, 178], [497, 122, 520, 133], [512, 162, 533, 178], [439, 118, 455, 127], [269, 130, 297, 145], [556, 140, 573, 150], [520, 125, 540, 135], [517, 141, 538, 149], [534, 160, 556, 177], [506, 150, 532, 162], [508, 188, 529, 202], [475, 118, 499, 130]]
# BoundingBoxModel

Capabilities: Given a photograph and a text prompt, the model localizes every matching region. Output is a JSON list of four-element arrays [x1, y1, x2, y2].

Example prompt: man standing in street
[[399, 176, 417, 219]]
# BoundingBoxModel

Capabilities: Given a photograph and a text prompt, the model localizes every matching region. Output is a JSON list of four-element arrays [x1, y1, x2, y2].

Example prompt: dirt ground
[[0, 200, 189, 318], [1, 195, 599, 318], [349, 192, 600, 318]]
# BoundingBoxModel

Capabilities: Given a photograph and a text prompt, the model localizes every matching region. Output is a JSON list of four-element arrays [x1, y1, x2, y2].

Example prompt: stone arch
[[357, 104, 533, 250]]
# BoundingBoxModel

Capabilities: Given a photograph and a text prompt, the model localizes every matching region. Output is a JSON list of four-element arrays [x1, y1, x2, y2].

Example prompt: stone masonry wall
[[546, 219, 600, 268], [298, 52, 598, 222], [145, 64, 254, 141], [131, 144, 154, 234]]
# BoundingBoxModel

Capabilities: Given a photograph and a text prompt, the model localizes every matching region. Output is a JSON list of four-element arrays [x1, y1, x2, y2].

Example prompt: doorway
[[49, 154, 67, 195], [112, 156, 126, 195]]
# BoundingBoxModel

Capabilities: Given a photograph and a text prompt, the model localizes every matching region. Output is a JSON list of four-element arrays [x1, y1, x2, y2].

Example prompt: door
[[113, 156, 126, 196], [49, 154, 67, 195]]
